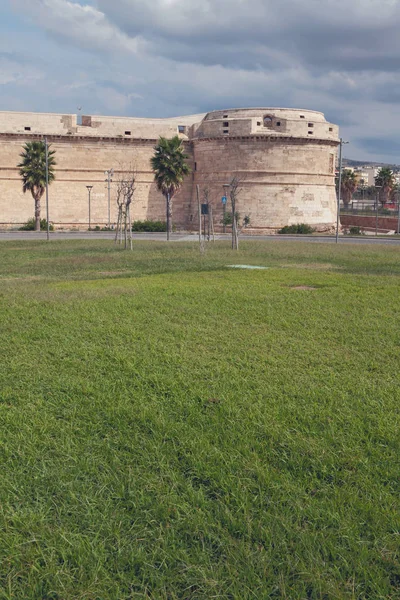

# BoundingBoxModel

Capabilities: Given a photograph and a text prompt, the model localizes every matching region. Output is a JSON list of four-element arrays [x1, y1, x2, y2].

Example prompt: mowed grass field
[[0, 239, 399, 599]]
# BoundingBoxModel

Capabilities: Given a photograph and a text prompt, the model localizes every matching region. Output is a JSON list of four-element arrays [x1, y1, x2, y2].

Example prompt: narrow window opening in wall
[[223, 114, 228, 118], [223, 130, 229, 134], [24, 126, 31, 131], [223, 121, 229, 127], [276, 121, 281, 126], [194, 162, 197, 171], [190, 215, 193, 222], [308, 131, 313, 134], [300, 115, 305, 119], [125, 131, 131, 135], [178, 125, 185, 133], [329, 127, 333, 132], [264, 116, 273, 128], [308, 123, 314, 127], [257, 121, 261, 126]]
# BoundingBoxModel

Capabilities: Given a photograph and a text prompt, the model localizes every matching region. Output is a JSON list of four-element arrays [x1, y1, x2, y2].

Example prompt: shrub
[[221, 212, 240, 227], [19, 218, 54, 231], [349, 226, 363, 235], [134, 220, 167, 232], [278, 223, 315, 234], [132, 220, 167, 232]]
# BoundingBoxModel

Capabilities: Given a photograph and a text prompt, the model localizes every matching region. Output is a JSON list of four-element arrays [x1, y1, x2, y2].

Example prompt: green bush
[[132, 220, 167, 232], [278, 223, 315, 234], [221, 212, 240, 226], [19, 218, 54, 231], [243, 215, 251, 227], [349, 226, 363, 235]]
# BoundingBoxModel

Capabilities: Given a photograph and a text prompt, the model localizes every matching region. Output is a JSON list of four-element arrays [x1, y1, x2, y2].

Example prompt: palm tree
[[151, 136, 190, 240], [340, 169, 358, 208], [18, 141, 56, 231], [375, 167, 395, 207]]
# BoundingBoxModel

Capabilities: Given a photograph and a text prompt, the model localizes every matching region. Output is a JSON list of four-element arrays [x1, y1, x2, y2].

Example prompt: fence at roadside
[[340, 201, 400, 219]]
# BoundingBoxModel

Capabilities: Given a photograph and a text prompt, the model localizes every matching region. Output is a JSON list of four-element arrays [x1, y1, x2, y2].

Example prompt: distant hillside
[[343, 158, 400, 169]]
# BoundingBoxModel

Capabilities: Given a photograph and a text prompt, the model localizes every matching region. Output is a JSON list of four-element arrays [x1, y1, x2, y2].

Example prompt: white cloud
[[5, 0, 400, 161], [11, 0, 142, 54]]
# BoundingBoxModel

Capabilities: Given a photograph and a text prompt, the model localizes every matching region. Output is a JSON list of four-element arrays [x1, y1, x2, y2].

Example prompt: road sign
[[201, 204, 209, 215], [221, 196, 227, 204]]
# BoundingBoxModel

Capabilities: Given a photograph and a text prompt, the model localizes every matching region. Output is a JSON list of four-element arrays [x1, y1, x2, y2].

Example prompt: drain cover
[[227, 265, 269, 270]]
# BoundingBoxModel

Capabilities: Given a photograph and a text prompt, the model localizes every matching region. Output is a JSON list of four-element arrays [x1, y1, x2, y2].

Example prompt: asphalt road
[[1, 231, 400, 245]]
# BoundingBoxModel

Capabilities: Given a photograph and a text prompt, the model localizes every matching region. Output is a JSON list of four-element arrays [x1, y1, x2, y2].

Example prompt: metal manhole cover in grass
[[227, 265, 269, 270]]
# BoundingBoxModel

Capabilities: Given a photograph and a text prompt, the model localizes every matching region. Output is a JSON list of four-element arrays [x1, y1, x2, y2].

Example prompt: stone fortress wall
[[0, 108, 339, 230]]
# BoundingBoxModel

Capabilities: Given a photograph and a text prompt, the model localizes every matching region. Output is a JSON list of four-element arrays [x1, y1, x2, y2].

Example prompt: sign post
[[222, 196, 227, 233]]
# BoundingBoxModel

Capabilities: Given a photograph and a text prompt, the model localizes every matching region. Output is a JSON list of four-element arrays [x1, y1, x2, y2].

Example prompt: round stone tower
[[190, 108, 339, 232]]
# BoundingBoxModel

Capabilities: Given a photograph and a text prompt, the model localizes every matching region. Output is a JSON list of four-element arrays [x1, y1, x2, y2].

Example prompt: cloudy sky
[[2, 0, 400, 162]]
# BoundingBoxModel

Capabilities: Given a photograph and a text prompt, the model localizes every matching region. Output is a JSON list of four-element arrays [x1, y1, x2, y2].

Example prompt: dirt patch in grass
[[291, 285, 318, 290], [0, 275, 45, 281]]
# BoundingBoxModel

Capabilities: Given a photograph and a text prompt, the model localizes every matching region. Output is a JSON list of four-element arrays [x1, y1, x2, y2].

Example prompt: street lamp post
[[104, 169, 114, 228], [397, 190, 400, 235], [86, 186, 93, 231], [375, 186, 382, 237], [336, 138, 349, 243], [44, 137, 50, 241]]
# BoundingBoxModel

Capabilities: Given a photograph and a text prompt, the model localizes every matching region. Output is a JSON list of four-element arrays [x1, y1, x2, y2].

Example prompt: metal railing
[[340, 201, 400, 216]]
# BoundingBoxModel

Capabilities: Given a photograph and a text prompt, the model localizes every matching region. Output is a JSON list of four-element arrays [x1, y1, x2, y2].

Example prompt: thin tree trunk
[[210, 206, 215, 242], [34, 196, 41, 232], [231, 196, 236, 250], [196, 184, 204, 253], [232, 215, 239, 250], [124, 208, 128, 249], [128, 205, 133, 250], [119, 210, 124, 245], [235, 216, 239, 250], [115, 206, 121, 244]]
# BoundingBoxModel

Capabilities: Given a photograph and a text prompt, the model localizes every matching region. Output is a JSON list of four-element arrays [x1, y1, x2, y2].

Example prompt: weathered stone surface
[[0, 108, 339, 229]]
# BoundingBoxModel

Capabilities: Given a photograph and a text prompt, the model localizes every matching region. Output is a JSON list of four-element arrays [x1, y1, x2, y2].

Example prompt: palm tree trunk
[[166, 193, 172, 241], [34, 196, 41, 232]]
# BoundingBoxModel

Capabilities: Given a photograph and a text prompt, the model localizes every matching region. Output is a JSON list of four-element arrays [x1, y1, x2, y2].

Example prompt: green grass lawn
[[0, 240, 399, 599]]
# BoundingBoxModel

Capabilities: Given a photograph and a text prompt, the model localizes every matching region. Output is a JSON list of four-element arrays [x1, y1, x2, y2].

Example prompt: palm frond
[[18, 141, 56, 197], [151, 136, 190, 198]]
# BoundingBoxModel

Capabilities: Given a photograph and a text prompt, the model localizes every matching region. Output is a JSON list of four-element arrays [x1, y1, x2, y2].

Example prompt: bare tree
[[202, 186, 214, 242], [114, 165, 136, 250], [228, 176, 243, 250]]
